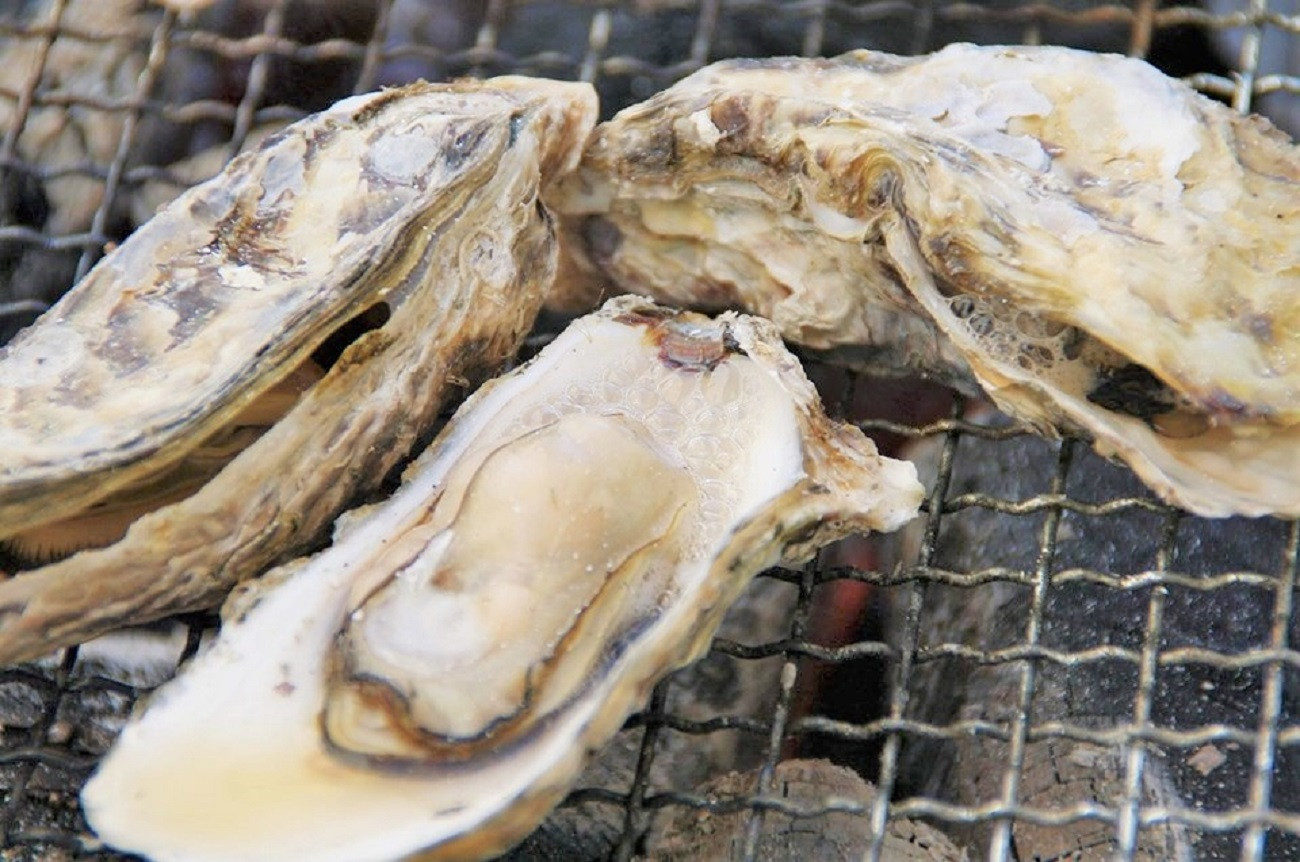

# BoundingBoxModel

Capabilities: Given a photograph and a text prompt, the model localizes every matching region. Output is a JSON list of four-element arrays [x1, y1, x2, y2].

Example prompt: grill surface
[[0, 1, 1297, 860]]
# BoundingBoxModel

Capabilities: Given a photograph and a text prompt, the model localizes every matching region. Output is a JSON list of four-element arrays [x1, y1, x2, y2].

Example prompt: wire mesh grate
[[0, 1, 1297, 860]]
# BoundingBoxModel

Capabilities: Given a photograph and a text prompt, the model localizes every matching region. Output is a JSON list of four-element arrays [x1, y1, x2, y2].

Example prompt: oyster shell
[[0, 76, 597, 663], [81, 297, 923, 862], [548, 44, 1300, 518], [128, 123, 285, 226]]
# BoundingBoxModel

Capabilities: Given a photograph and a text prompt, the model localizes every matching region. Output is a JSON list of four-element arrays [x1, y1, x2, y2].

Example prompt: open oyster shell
[[549, 44, 1300, 518], [0, 76, 597, 663], [82, 297, 923, 862]]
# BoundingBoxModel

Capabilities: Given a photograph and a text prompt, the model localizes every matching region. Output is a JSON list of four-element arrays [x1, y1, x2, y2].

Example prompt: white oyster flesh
[[82, 296, 922, 862], [549, 44, 1300, 517]]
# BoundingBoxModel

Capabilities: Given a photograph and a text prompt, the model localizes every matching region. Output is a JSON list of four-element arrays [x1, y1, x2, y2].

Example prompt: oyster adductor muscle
[[82, 297, 923, 862], [0, 76, 597, 663], [548, 44, 1300, 518]]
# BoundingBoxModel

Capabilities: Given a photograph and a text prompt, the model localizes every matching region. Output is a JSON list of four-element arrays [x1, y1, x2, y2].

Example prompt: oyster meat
[[0, 76, 597, 663], [82, 297, 923, 862], [548, 44, 1300, 517]]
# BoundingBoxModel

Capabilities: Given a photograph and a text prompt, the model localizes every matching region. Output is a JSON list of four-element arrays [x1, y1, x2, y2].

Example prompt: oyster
[[81, 297, 923, 862], [128, 123, 285, 226], [548, 44, 1300, 518], [0, 76, 597, 663]]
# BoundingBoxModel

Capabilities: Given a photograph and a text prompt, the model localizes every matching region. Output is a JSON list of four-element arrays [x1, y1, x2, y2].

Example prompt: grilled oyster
[[548, 44, 1300, 518], [128, 123, 285, 225], [81, 297, 923, 862], [0, 76, 597, 664]]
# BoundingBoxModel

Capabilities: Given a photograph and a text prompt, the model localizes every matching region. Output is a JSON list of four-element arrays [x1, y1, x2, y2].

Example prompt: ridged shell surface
[[82, 297, 923, 862], [549, 44, 1300, 517], [0, 77, 597, 662]]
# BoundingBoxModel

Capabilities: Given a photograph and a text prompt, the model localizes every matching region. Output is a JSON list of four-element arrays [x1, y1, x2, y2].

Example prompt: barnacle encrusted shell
[[0, 76, 597, 663], [82, 297, 923, 862], [549, 44, 1300, 517]]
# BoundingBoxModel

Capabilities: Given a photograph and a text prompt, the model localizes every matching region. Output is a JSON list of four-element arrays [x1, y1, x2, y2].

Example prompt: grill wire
[[0, 1, 1297, 860]]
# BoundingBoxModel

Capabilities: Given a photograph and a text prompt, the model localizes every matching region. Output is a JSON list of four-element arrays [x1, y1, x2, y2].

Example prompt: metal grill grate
[[0, 1, 1296, 860]]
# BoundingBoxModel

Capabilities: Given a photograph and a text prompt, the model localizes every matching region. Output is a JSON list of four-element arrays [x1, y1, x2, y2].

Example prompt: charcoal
[[884, 419, 1297, 860]]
